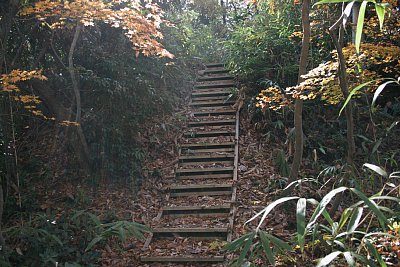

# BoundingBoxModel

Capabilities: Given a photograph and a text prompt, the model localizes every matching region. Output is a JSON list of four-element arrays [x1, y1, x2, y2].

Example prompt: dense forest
[[0, 0, 399, 266]]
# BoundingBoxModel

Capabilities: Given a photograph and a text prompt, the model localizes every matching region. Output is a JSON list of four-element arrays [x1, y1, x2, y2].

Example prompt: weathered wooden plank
[[203, 69, 229, 74], [192, 109, 236, 117], [191, 95, 227, 102], [161, 205, 231, 217], [183, 130, 235, 138], [188, 119, 236, 127], [180, 142, 235, 148], [194, 82, 235, 89], [176, 173, 234, 179], [192, 89, 231, 96], [169, 183, 232, 190], [176, 166, 234, 174], [205, 63, 225, 68], [179, 153, 234, 161], [170, 191, 232, 197], [197, 75, 233, 82], [141, 256, 225, 263], [152, 227, 228, 240], [189, 100, 234, 107]]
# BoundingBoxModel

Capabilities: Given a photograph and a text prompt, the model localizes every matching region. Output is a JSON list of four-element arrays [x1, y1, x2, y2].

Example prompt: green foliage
[[223, 2, 301, 86], [5, 209, 148, 266], [226, 168, 400, 266]]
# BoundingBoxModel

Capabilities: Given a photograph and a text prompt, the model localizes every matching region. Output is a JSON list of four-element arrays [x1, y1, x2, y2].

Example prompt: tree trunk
[[67, 24, 92, 175], [329, 18, 356, 164], [283, 0, 311, 195]]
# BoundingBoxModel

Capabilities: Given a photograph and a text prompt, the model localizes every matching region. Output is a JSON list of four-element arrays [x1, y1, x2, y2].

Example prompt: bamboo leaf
[[307, 187, 347, 229], [355, 1, 368, 53], [338, 208, 352, 231], [259, 231, 275, 266], [363, 163, 388, 178], [245, 197, 299, 231], [375, 3, 388, 30], [343, 2, 356, 27], [347, 207, 363, 233], [265, 233, 292, 251], [343, 251, 356, 267], [296, 198, 306, 252], [350, 188, 389, 229], [314, 0, 354, 5], [316, 251, 342, 267], [235, 232, 256, 266], [340, 80, 377, 116], [372, 81, 396, 108], [365, 239, 387, 267]]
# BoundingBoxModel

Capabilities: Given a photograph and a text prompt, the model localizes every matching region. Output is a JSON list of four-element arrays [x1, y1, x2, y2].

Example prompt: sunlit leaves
[[1, 69, 47, 92], [20, 0, 173, 58]]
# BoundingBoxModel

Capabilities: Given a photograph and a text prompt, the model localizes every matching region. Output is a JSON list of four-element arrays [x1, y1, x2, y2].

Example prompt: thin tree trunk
[[283, 0, 311, 195], [67, 24, 92, 174], [329, 18, 356, 164]]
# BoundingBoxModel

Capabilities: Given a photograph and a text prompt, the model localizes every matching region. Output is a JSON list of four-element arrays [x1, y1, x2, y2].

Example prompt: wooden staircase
[[140, 63, 239, 266]]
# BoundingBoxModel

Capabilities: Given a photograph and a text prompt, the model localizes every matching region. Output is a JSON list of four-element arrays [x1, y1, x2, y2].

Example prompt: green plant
[[225, 165, 400, 266], [5, 209, 149, 266]]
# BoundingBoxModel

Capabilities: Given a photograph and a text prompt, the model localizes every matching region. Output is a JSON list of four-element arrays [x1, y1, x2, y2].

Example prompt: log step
[[179, 154, 234, 163], [181, 142, 235, 149], [192, 109, 236, 117], [197, 75, 233, 82], [188, 119, 236, 127], [169, 183, 232, 190], [183, 130, 235, 138], [203, 69, 229, 74], [141, 256, 225, 263], [161, 205, 231, 217], [191, 95, 227, 102], [205, 63, 225, 68], [192, 89, 231, 97], [152, 227, 228, 240], [176, 166, 234, 175], [189, 100, 234, 107], [194, 82, 235, 89]]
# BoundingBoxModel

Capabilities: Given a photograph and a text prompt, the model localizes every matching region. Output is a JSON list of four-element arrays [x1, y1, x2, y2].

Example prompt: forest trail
[[140, 63, 239, 266]]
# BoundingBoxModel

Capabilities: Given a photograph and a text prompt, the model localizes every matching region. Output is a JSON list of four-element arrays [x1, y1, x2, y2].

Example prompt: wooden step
[[179, 153, 234, 163], [181, 142, 235, 149], [161, 205, 231, 217], [194, 81, 235, 89], [152, 227, 228, 240], [191, 95, 227, 102], [203, 69, 229, 75], [176, 173, 233, 180], [189, 100, 234, 107], [188, 119, 236, 127], [141, 256, 225, 263], [175, 167, 233, 177], [192, 89, 231, 97], [183, 130, 235, 138], [205, 63, 225, 68], [197, 75, 233, 82], [192, 109, 236, 117], [169, 183, 232, 190]]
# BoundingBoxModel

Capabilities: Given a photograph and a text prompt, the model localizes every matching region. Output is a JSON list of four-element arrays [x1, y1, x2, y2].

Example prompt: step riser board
[[184, 131, 235, 138], [192, 90, 231, 97], [197, 76, 233, 82], [188, 120, 236, 127], [192, 110, 236, 117], [161, 205, 230, 217], [194, 83, 235, 89], [141, 256, 225, 263], [189, 101, 234, 107]]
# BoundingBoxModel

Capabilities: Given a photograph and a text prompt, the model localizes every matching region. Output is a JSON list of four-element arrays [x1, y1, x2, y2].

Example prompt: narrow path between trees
[[140, 63, 239, 266]]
